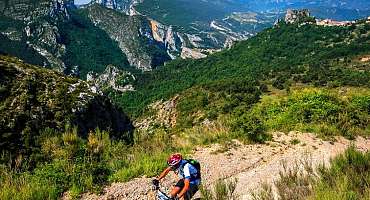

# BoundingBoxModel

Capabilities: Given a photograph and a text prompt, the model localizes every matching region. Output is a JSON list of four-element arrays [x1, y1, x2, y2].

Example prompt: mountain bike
[[152, 180, 179, 200]]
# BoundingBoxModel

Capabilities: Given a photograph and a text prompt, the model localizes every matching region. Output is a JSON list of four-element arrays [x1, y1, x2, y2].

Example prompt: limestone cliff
[[84, 4, 170, 71], [149, 20, 184, 59], [285, 9, 311, 24], [91, 0, 210, 60], [0, 0, 74, 72], [87, 65, 135, 92], [92, 0, 117, 9], [0, 0, 73, 21]]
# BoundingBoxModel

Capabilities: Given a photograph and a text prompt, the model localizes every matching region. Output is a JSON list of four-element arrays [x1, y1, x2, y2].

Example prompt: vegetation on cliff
[[0, 56, 133, 163], [58, 9, 131, 79], [117, 20, 370, 117], [113, 20, 369, 143]]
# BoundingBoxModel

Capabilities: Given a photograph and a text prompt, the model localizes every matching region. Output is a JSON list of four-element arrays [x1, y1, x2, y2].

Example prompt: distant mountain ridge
[[94, 0, 370, 52], [0, 0, 173, 78], [1, 0, 369, 80]]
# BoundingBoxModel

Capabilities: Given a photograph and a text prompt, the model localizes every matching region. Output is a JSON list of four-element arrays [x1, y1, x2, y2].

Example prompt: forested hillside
[[116, 20, 370, 117]]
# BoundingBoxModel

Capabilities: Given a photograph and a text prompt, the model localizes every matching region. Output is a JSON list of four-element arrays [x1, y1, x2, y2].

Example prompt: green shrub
[[0, 127, 185, 199], [250, 88, 370, 138], [201, 178, 239, 200], [115, 21, 370, 117], [232, 113, 270, 143], [312, 147, 370, 200]]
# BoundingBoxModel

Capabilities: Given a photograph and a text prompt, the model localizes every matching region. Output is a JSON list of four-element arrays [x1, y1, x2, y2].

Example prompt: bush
[[201, 178, 239, 200], [312, 147, 370, 199], [250, 88, 370, 138], [0, 127, 183, 199], [233, 113, 270, 143]]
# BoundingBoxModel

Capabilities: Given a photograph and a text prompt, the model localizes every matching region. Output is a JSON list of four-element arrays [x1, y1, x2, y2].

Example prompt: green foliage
[[232, 113, 269, 143], [0, 56, 133, 166], [0, 167, 61, 200], [312, 147, 370, 200], [0, 127, 182, 199], [249, 88, 370, 138], [0, 16, 48, 66], [171, 79, 272, 143], [176, 79, 261, 128], [58, 10, 130, 79], [116, 21, 370, 118], [201, 178, 239, 200]]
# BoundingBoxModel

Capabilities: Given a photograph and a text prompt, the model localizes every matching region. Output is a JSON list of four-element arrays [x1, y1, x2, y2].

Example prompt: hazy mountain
[[117, 0, 370, 50]]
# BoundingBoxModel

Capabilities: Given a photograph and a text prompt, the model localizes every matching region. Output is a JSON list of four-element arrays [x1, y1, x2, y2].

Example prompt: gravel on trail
[[80, 132, 370, 200]]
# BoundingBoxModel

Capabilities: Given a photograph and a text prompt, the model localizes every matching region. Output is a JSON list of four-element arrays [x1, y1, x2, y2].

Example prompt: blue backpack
[[185, 159, 201, 179]]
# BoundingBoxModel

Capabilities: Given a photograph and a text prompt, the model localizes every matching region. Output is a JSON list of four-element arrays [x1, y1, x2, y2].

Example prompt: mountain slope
[[0, 1, 171, 78], [115, 19, 370, 117], [0, 0, 73, 71], [0, 55, 133, 157], [82, 4, 170, 71], [58, 8, 131, 78], [130, 0, 370, 51]]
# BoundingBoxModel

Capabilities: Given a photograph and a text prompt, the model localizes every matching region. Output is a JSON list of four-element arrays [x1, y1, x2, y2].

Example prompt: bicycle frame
[[156, 189, 172, 200], [153, 183, 173, 200]]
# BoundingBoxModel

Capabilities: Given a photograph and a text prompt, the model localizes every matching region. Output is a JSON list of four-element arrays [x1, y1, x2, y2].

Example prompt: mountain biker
[[153, 153, 201, 200]]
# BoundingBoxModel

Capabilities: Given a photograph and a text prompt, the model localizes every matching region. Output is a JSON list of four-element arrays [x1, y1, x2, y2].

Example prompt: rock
[[0, 0, 73, 71], [181, 47, 207, 59], [87, 65, 136, 92], [149, 20, 184, 59], [0, 0, 73, 21], [134, 96, 179, 131], [285, 9, 311, 24], [84, 4, 170, 71], [92, 0, 117, 9]]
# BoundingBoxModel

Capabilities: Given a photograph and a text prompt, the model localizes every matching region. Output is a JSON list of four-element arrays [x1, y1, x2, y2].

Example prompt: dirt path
[[80, 132, 370, 200]]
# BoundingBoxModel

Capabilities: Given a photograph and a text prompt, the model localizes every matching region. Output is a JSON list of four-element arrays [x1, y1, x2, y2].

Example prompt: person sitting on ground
[[153, 153, 201, 200]]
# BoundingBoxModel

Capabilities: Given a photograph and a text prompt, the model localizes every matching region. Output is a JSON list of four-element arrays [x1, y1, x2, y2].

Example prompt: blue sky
[[75, 0, 90, 5]]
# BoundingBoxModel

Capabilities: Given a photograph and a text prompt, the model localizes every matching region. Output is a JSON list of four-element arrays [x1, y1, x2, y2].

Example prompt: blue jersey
[[176, 160, 201, 185]]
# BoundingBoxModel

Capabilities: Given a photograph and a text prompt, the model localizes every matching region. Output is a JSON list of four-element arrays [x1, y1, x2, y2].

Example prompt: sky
[[75, 0, 91, 5]]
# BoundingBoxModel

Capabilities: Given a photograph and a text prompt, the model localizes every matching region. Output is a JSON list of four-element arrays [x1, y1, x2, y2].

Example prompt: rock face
[[91, 0, 139, 14], [92, 1, 212, 60], [0, 55, 133, 154], [87, 65, 135, 92], [0, 0, 211, 75], [134, 96, 179, 132], [92, 0, 117, 9], [149, 20, 185, 59], [84, 4, 170, 71], [285, 9, 311, 24], [0, 0, 174, 74], [0, 0, 74, 72], [0, 0, 73, 21]]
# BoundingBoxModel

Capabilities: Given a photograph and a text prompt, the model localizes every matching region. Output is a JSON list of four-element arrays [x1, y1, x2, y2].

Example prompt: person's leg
[[184, 184, 199, 200], [170, 179, 184, 198]]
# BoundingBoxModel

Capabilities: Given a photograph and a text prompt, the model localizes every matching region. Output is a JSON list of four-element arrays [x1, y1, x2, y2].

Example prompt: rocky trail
[[81, 132, 370, 200]]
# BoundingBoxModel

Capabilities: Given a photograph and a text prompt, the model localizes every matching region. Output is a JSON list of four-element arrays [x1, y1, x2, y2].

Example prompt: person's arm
[[177, 164, 192, 198], [157, 166, 172, 181], [177, 178, 190, 198]]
